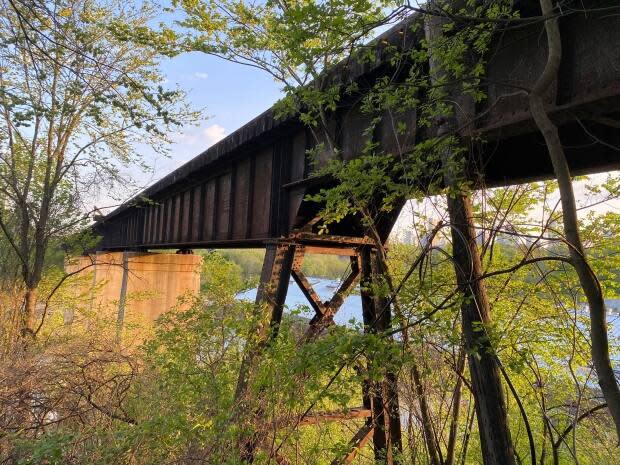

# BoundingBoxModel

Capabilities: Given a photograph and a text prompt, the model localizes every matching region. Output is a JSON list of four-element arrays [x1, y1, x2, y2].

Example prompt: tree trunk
[[411, 363, 442, 465], [530, 0, 620, 440], [22, 286, 37, 337], [459, 403, 476, 465], [424, 11, 516, 465], [446, 193, 516, 465], [446, 350, 466, 465]]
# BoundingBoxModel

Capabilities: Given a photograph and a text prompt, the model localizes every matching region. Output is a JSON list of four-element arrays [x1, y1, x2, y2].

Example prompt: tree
[[528, 0, 620, 439], [0, 0, 195, 339]]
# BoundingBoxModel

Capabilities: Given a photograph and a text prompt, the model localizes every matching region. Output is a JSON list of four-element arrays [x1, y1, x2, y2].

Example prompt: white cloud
[[193, 72, 209, 79], [203, 124, 226, 145]]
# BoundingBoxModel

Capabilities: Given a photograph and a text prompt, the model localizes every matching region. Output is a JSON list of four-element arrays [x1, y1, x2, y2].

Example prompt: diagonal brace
[[304, 256, 360, 340], [291, 268, 326, 317]]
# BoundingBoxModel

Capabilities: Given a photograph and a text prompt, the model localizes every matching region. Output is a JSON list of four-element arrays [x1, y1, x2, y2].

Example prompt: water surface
[[237, 279, 620, 343]]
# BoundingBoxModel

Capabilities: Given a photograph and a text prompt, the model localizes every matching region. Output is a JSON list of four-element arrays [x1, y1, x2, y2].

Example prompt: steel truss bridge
[[92, 4, 620, 463]]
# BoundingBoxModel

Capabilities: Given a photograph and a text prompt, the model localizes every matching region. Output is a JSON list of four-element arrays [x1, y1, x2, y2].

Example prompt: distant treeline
[[208, 249, 351, 281]]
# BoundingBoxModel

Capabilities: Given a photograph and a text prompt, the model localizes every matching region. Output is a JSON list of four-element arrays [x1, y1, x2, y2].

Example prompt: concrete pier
[[65, 251, 202, 326]]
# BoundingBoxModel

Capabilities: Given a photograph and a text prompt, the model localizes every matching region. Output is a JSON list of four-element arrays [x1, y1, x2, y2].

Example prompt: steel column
[[234, 240, 297, 462], [360, 246, 403, 465]]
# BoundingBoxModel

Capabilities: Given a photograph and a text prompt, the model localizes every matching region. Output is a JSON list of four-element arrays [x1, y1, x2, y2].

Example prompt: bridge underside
[[92, 7, 620, 252]]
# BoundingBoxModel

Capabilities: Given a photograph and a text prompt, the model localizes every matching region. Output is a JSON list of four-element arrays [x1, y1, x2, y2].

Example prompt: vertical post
[[372, 252, 403, 458], [256, 241, 296, 335], [234, 240, 296, 462], [116, 250, 130, 343], [360, 246, 402, 465]]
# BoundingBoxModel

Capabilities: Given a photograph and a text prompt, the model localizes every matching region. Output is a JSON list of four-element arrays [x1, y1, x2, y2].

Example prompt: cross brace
[[233, 235, 402, 464]]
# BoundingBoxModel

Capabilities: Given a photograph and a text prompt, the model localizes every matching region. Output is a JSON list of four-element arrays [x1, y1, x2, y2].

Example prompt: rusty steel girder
[[93, 5, 620, 252]]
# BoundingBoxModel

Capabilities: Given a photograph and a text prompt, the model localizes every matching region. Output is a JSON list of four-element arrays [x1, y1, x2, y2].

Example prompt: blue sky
[[140, 51, 283, 187]]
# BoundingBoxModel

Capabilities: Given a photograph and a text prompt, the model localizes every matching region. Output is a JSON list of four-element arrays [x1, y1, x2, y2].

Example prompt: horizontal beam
[[303, 245, 359, 256], [272, 407, 371, 428], [291, 232, 375, 247], [299, 407, 371, 426]]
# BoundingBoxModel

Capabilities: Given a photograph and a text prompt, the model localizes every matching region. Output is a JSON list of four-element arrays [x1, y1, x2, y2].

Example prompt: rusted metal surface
[[290, 232, 375, 245], [304, 257, 360, 340], [234, 241, 297, 405], [302, 245, 358, 256], [233, 240, 297, 463], [324, 256, 360, 313], [291, 269, 326, 318], [229, 235, 402, 463], [330, 424, 375, 465], [295, 249, 360, 340], [271, 407, 372, 427], [93, 5, 620, 255], [299, 407, 372, 426]]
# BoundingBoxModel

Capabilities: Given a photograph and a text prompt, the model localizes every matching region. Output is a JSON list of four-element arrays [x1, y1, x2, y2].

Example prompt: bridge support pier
[[234, 240, 297, 461], [360, 246, 402, 465], [65, 251, 202, 330], [234, 235, 402, 464]]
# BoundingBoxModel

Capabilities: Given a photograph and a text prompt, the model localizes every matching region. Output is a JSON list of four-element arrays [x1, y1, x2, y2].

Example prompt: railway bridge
[[88, 6, 620, 464]]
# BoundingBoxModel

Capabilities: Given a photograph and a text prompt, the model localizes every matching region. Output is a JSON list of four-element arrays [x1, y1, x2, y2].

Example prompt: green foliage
[[14, 432, 76, 465], [5, 1, 620, 464], [387, 192, 620, 464], [200, 250, 247, 295], [0, 0, 198, 331]]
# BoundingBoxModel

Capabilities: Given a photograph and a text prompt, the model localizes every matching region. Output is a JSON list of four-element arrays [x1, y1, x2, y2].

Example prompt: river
[[237, 277, 362, 325], [238, 278, 620, 341]]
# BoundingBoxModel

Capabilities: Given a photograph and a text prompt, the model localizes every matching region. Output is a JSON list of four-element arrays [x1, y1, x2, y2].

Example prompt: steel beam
[[360, 246, 403, 465], [234, 240, 297, 462]]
